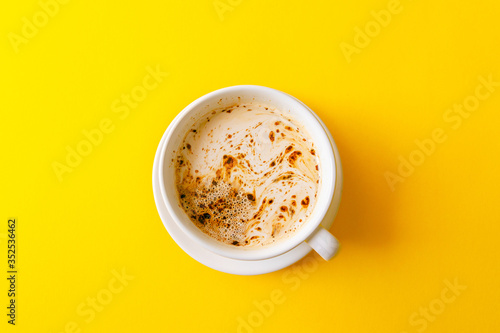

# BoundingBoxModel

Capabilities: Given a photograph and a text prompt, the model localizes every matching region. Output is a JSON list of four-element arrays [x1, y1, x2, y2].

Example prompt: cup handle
[[305, 227, 340, 260]]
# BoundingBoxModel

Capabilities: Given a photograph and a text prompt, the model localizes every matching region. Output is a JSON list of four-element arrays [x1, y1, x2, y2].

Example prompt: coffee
[[174, 103, 320, 247]]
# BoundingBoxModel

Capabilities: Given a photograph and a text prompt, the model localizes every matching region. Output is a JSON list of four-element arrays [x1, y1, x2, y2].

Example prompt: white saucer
[[152, 118, 343, 275]]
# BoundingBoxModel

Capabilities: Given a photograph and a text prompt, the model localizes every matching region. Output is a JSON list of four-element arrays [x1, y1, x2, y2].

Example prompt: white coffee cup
[[158, 85, 341, 261]]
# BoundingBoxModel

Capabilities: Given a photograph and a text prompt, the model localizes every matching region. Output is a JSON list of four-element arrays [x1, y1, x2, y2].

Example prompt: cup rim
[[158, 85, 336, 260]]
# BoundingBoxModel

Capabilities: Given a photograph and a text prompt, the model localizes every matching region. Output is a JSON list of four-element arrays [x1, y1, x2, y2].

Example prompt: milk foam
[[174, 103, 320, 247]]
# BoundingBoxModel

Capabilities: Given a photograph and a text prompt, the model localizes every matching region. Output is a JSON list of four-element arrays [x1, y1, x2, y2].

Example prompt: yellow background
[[1, 0, 499, 332]]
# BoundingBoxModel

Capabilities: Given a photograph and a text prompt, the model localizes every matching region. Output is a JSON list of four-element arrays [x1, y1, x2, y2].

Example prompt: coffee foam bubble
[[178, 180, 254, 245], [175, 103, 320, 247]]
